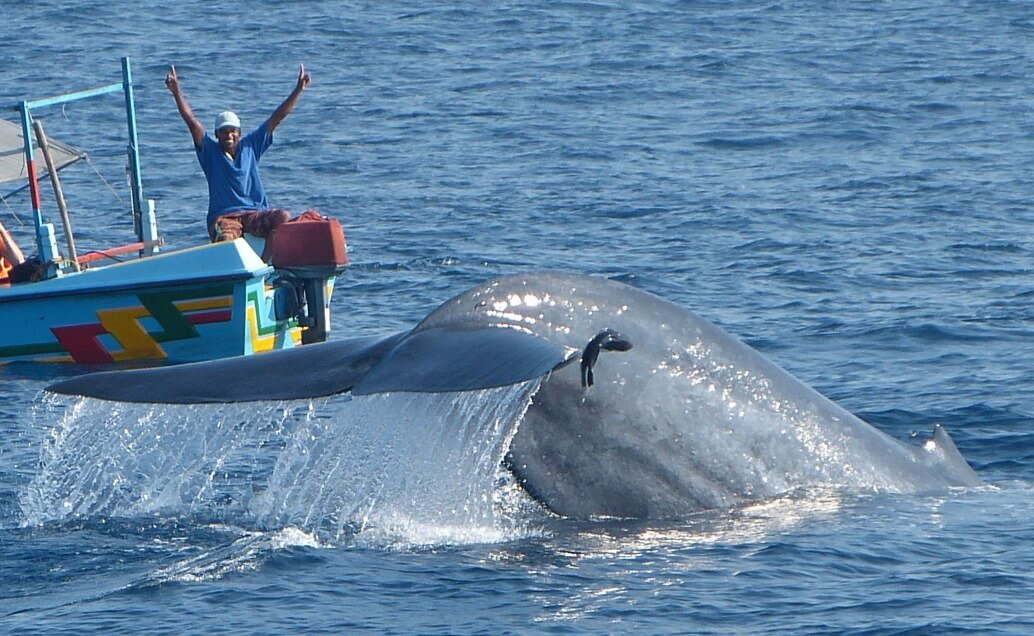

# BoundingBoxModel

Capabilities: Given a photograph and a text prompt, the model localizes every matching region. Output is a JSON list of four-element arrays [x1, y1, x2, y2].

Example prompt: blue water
[[2, 1, 1033, 633]]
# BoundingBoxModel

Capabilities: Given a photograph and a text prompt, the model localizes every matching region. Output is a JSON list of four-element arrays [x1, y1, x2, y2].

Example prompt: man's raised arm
[[267, 64, 312, 134], [165, 65, 206, 149]]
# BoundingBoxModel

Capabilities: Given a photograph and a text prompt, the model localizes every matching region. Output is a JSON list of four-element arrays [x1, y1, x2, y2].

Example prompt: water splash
[[20, 381, 546, 547], [20, 395, 295, 524], [253, 381, 546, 545]]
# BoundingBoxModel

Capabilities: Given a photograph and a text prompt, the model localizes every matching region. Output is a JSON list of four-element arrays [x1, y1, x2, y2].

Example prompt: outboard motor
[[269, 212, 349, 344]]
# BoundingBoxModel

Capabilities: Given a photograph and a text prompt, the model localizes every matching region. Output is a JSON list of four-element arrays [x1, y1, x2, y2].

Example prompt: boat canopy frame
[[13, 56, 158, 275]]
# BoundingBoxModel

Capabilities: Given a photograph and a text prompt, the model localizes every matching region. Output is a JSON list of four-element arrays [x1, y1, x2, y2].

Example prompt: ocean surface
[[2, 1, 1033, 633]]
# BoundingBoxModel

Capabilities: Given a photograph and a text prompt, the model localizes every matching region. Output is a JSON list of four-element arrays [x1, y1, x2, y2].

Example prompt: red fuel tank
[[270, 211, 349, 268]]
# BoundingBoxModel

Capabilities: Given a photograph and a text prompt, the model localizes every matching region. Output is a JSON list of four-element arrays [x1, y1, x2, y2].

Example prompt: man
[[165, 64, 311, 256], [0, 218, 26, 282]]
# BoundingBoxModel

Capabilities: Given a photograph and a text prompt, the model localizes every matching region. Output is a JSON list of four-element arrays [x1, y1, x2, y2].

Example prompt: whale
[[47, 271, 982, 519]]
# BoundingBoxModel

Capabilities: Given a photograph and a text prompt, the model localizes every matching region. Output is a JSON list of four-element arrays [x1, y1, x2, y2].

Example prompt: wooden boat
[[0, 58, 347, 365]]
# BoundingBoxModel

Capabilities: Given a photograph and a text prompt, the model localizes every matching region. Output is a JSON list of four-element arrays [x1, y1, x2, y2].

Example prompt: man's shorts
[[209, 208, 290, 242]]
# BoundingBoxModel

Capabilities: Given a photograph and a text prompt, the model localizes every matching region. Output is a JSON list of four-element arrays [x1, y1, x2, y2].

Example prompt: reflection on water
[[490, 490, 849, 623]]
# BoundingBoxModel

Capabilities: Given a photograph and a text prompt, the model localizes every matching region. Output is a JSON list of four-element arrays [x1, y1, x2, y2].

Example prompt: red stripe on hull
[[186, 310, 233, 325], [51, 324, 116, 364]]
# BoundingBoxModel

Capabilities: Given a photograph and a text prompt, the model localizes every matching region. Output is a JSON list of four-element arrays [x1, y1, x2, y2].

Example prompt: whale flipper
[[46, 333, 406, 404], [353, 326, 572, 395], [46, 326, 574, 404]]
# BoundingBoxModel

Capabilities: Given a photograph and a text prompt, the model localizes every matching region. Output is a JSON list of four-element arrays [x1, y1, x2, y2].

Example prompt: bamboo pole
[[32, 119, 80, 271]]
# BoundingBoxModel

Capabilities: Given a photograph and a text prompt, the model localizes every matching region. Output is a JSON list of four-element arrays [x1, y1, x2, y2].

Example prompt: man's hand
[[296, 64, 311, 92], [165, 65, 181, 94]]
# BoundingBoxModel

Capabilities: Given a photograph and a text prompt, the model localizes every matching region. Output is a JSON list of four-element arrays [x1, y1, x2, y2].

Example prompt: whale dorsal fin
[[924, 425, 983, 486]]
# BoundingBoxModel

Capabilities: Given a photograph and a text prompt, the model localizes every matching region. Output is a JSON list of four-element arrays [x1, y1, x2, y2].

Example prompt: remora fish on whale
[[47, 272, 982, 518]]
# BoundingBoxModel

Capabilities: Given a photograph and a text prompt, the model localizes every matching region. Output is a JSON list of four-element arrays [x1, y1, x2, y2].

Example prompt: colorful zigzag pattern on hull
[[1, 283, 297, 364]]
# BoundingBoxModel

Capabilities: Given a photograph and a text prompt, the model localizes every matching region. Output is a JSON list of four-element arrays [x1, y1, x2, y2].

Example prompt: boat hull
[[0, 240, 306, 364]]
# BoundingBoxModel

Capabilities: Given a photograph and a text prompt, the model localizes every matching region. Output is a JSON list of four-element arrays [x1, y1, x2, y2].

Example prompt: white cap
[[214, 111, 241, 131]]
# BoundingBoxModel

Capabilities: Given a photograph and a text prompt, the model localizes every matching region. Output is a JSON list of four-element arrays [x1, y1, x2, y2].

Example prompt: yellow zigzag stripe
[[96, 306, 166, 362], [95, 296, 235, 362], [247, 303, 302, 353]]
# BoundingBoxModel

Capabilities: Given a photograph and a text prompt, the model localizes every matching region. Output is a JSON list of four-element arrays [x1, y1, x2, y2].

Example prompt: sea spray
[[252, 380, 545, 545], [20, 394, 297, 525], [21, 381, 546, 546]]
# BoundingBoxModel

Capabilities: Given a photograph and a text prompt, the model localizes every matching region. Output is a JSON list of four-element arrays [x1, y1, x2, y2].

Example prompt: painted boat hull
[[0, 239, 308, 364]]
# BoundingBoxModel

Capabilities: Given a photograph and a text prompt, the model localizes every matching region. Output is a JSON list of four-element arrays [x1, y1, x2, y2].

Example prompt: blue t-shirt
[[197, 121, 273, 226]]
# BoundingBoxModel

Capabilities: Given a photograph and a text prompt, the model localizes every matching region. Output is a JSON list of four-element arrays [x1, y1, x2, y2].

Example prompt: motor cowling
[[270, 212, 348, 269], [270, 212, 349, 344]]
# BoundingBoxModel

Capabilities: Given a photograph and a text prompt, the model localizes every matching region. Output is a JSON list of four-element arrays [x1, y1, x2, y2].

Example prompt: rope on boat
[[0, 196, 27, 226], [83, 154, 125, 207]]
